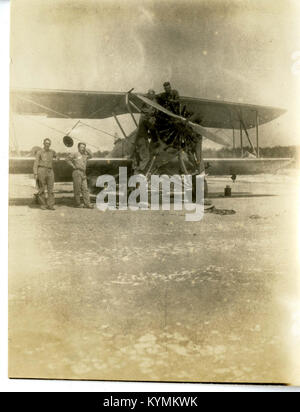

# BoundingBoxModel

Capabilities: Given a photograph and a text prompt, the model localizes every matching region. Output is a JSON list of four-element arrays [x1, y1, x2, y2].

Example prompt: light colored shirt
[[66, 149, 92, 172], [33, 149, 57, 175]]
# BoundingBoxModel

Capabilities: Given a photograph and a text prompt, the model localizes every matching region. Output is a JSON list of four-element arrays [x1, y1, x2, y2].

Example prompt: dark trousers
[[72, 170, 91, 206], [133, 116, 151, 173], [37, 167, 55, 208]]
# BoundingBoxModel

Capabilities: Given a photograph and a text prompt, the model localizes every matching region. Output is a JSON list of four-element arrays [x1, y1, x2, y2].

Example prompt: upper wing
[[11, 88, 286, 130], [179, 96, 286, 129], [10, 88, 141, 119]]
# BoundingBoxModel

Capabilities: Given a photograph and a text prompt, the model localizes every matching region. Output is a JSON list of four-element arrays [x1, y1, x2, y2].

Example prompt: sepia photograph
[[8, 0, 300, 386]]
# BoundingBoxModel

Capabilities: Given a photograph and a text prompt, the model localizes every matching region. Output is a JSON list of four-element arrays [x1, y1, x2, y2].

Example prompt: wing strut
[[240, 122, 244, 158], [232, 128, 236, 151], [112, 112, 127, 139], [255, 111, 260, 158], [240, 118, 257, 157], [125, 91, 138, 127]]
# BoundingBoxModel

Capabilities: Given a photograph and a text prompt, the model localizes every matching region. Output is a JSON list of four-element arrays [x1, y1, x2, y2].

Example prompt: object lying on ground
[[206, 206, 236, 215]]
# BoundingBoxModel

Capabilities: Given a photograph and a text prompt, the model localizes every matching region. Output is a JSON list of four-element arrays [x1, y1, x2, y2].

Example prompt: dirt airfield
[[8, 172, 300, 384]]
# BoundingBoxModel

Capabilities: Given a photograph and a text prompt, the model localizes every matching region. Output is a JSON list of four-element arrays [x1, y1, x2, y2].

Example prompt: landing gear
[[191, 174, 208, 202]]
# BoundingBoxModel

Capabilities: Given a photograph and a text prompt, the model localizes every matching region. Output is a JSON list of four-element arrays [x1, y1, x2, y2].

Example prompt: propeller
[[136, 94, 230, 147]]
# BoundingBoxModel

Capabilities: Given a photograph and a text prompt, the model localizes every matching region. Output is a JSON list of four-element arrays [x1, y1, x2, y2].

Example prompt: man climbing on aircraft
[[33, 138, 58, 210], [66, 142, 94, 208], [157, 81, 180, 115], [132, 89, 159, 173]]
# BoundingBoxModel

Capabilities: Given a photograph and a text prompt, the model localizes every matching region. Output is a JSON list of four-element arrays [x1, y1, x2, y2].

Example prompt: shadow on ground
[[9, 197, 78, 207], [9, 191, 276, 207]]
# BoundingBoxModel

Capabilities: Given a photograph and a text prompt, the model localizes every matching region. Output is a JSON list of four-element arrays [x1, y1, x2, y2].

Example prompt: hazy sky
[[10, 0, 300, 151]]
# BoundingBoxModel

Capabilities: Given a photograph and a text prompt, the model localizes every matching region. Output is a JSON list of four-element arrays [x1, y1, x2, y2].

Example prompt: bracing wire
[[14, 94, 122, 149]]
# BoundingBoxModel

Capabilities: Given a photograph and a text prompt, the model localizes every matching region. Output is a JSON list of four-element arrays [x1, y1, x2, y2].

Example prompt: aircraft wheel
[[192, 175, 208, 201], [204, 178, 208, 198]]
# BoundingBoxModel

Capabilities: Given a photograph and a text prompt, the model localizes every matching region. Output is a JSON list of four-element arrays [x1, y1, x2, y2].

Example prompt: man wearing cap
[[33, 138, 58, 210], [66, 142, 94, 208], [157, 82, 180, 114]]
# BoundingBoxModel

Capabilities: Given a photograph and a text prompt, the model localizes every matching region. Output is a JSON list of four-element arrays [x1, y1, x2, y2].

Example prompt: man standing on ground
[[33, 138, 57, 210], [66, 142, 94, 208]]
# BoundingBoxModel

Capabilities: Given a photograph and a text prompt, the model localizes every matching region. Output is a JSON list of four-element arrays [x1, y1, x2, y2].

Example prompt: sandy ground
[[8, 172, 300, 384]]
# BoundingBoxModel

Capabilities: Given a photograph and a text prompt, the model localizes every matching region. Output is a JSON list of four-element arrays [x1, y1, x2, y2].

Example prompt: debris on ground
[[206, 206, 236, 215]]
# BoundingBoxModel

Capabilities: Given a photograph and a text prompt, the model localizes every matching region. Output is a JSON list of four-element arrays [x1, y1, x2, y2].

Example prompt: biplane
[[9, 88, 291, 195]]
